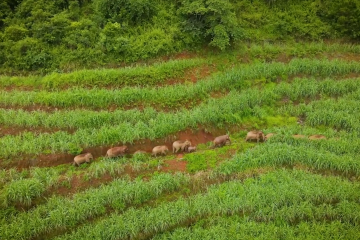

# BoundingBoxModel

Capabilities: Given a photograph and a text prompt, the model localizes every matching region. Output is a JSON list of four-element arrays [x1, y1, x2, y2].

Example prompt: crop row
[[2, 136, 359, 239], [154, 215, 360, 240], [0, 59, 204, 89], [0, 157, 129, 188], [214, 140, 360, 178], [0, 158, 130, 206], [0, 139, 252, 207], [265, 134, 360, 157], [52, 170, 360, 240], [307, 109, 359, 132], [4, 127, 354, 206], [0, 167, 62, 206], [0, 107, 161, 130], [0, 152, 158, 207], [2, 41, 360, 90], [1, 76, 360, 158], [1, 75, 360, 132], [0, 59, 359, 110], [280, 95, 360, 132], [241, 41, 360, 57], [279, 98, 360, 117], [3, 132, 359, 238], [0, 172, 189, 240]]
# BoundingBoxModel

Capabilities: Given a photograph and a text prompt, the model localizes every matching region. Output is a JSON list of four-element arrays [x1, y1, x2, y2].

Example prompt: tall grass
[[279, 92, 360, 131], [0, 173, 189, 240], [215, 137, 360, 178], [0, 59, 204, 89], [153, 216, 360, 240], [53, 170, 360, 240], [0, 157, 131, 206], [0, 107, 160, 129], [1, 76, 360, 158], [243, 41, 360, 58], [0, 59, 359, 109], [2, 41, 360, 90]]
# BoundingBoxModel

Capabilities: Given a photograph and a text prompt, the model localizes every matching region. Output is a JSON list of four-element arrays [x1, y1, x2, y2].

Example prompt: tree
[[320, 0, 360, 39], [93, 0, 156, 25], [178, 0, 242, 50]]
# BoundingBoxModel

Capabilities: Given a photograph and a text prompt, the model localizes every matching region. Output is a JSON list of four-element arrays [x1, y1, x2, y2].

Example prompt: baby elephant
[[245, 131, 265, 143], [106, 146, 128, 158], [73, 153, 93, 167], [265, 133, 275, 141], [172, 140, 191, 153], [213, 134, 231, 148], [152, 145, 169, 157], [187, 146, 197, 153]]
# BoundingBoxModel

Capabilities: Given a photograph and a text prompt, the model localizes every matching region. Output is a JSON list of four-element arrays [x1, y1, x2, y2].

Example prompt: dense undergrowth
[[1, 0, 360, 73]]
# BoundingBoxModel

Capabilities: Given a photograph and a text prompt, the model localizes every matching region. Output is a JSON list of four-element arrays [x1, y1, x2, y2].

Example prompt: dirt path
[[1, 127, 230, 170]]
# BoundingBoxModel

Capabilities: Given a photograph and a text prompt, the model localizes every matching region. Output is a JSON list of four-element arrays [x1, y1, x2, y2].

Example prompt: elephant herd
[[73, 134, 231, 167], [73, 131, 322, 166]]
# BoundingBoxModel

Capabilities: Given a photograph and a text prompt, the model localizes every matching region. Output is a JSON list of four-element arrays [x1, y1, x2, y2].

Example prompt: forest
[[0, 0, 359, 73]]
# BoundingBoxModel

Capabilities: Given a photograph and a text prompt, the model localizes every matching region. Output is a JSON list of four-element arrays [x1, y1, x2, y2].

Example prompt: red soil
[[327, 53, 360, 62], [185, 65, 215, 83], [164, 65, 215, 86], [162, 154, 188, 173]]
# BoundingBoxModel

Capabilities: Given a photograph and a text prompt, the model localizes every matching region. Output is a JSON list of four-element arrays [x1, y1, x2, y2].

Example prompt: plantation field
[[1, 42, 360, 240]]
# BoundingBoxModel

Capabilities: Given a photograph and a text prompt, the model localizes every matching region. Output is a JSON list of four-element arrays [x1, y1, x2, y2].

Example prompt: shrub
[[320, 0, 360, 39], [178, 0, 242, 50], [93, 0, 156, 25]]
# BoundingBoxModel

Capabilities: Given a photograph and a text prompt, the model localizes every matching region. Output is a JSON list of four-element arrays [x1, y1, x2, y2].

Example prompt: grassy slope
[[1, 41, 360, 239]]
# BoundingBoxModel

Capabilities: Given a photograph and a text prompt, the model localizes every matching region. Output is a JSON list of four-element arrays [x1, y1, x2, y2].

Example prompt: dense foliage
[[1, 0, 360, 73]]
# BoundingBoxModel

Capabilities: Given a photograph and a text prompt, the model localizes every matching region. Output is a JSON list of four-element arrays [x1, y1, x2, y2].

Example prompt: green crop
[[2, 179, 45, 206], [0, 59, 359, 109], [53, 170, 360, 240], [153, 216, 360, 240], [214, 138, 360, 178], [0, 153, 158, 207], [2, 41, 360, 90], [0, 59, 204, 89], [0, 173, 189, 240], [279, 92, 360, 132], [2, 76, 360, 159]]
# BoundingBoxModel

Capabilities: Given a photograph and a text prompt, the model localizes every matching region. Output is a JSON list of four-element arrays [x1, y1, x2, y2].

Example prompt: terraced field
[[1, 42, 360, 240]]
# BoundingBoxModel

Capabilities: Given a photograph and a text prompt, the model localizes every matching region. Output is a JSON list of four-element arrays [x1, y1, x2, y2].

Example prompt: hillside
[[1, 41, 360, 239], [1, 1, 360, 240]]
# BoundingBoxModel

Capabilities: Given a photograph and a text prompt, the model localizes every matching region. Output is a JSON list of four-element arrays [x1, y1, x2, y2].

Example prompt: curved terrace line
[[1, 76, 360, 162], [0, 59, 359, 111], [0, 76, 359, 135]]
